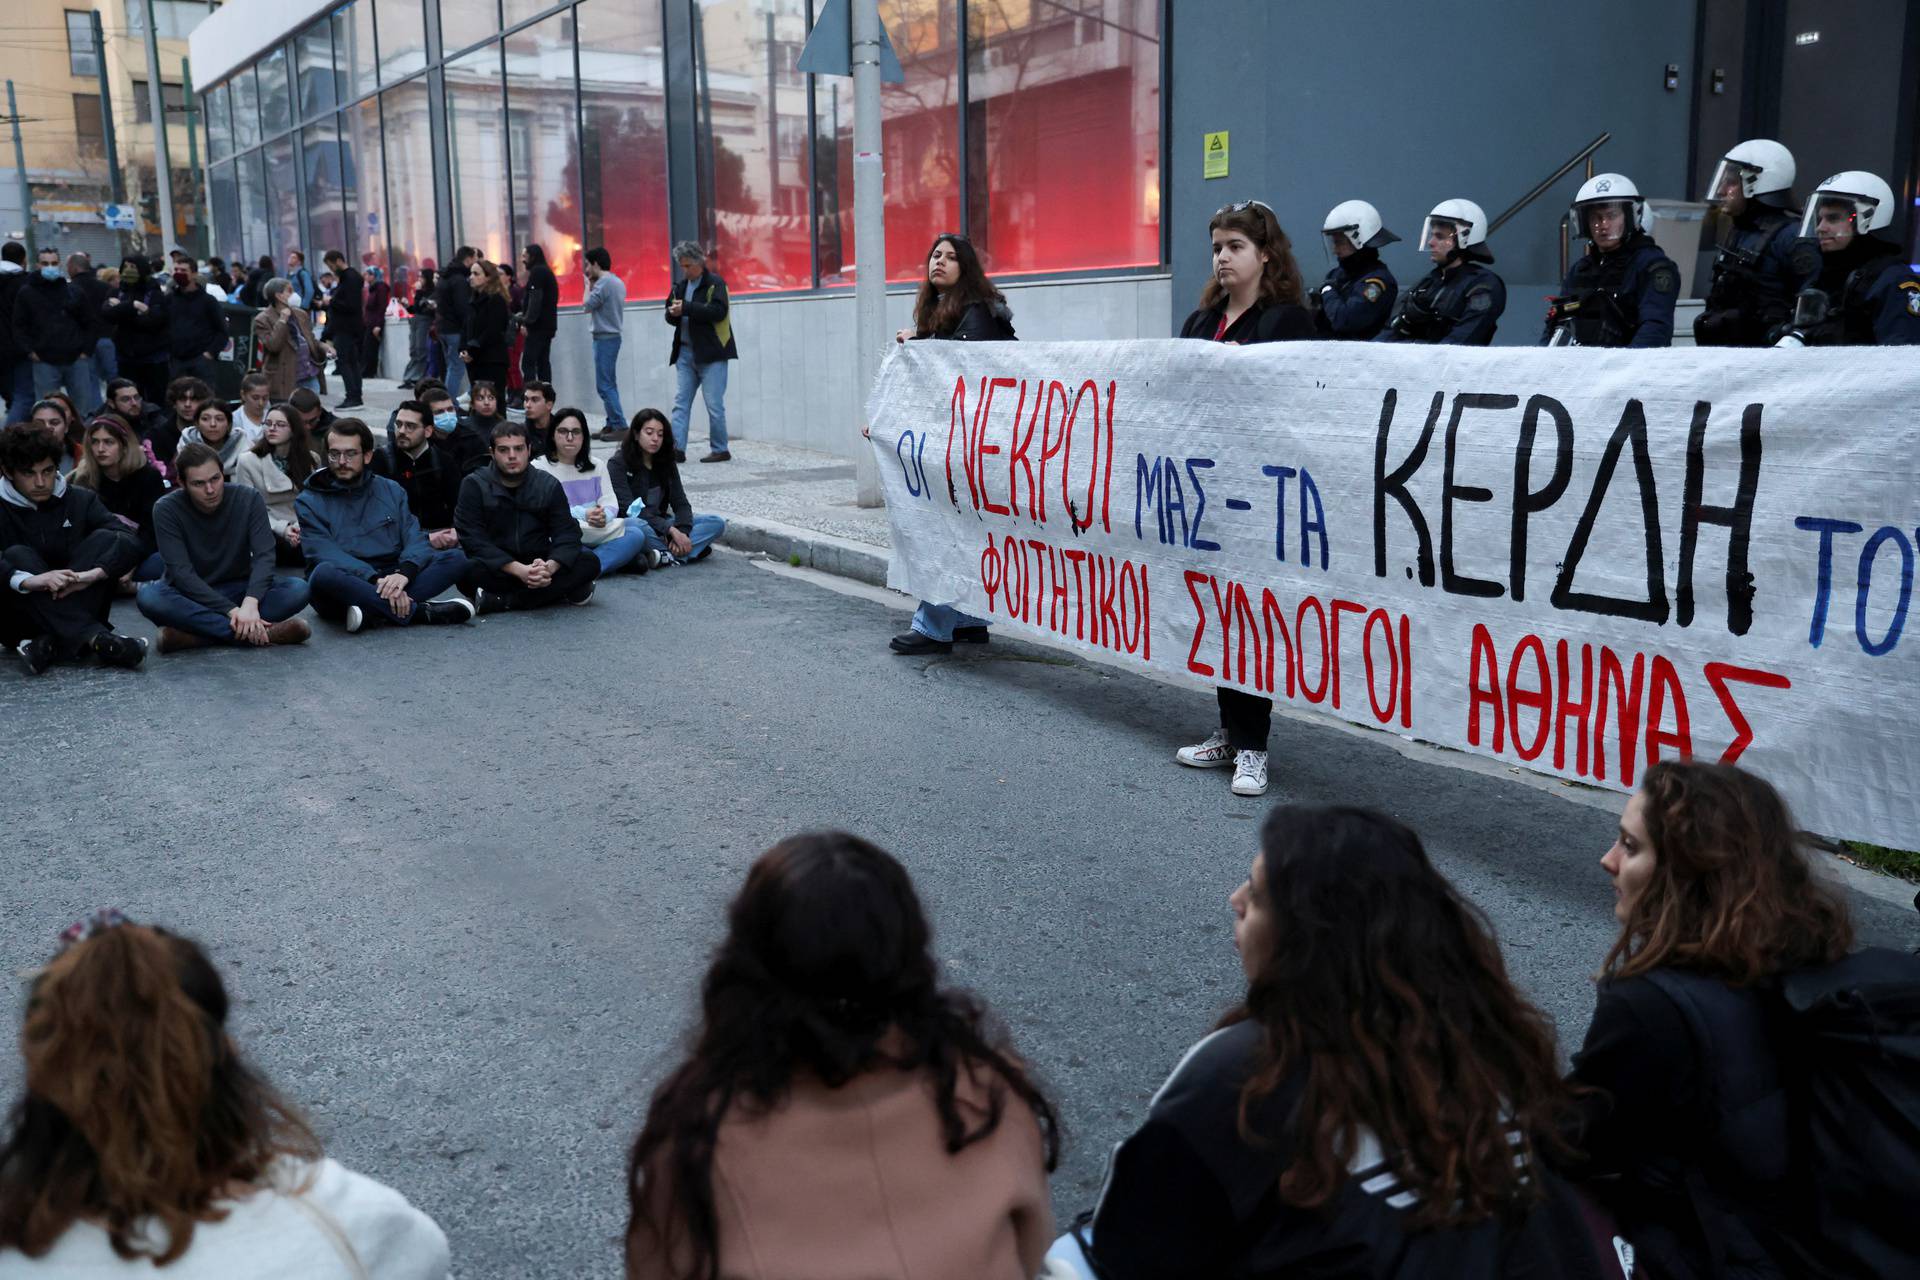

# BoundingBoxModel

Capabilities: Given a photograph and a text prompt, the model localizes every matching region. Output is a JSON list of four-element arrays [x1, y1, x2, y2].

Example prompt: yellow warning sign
[[1203, 130, 1229, 180]]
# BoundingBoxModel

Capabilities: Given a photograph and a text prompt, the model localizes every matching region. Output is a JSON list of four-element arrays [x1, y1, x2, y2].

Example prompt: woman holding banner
[[1174, 201, 1314, 797], [889, 234, 1017, 657]]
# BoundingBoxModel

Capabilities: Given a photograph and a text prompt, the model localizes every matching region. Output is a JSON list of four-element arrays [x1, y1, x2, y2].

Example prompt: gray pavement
[[3, 391, 1912, 1278]]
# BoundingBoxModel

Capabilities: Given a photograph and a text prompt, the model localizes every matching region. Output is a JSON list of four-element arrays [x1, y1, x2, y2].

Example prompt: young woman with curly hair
[[624, 832, 1059, 1280], [1569, 760, 1856, 1279]]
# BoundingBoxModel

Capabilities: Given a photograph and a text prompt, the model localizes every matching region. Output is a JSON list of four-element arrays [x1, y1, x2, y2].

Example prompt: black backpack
[[1648, 949, 1920, 1279]]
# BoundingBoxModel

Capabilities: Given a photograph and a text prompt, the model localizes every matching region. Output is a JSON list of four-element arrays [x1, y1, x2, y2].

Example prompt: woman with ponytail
[[624, 833, 1059, 1280], [0, 912, 448, 1276]]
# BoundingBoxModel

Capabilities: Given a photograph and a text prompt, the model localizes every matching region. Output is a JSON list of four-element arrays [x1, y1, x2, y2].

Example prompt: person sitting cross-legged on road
[[454, 420, 598, 613], [420, 385, 488, 477], [296, 418, 473, 635], [232, 403, 320, 569], [533, 406, 652, 577], [371, 399, 462, 551], [68, 412, 167, 583], [606, 408, 724, 567], [136, 442, 312, 653], [0, 424, 147, 674]]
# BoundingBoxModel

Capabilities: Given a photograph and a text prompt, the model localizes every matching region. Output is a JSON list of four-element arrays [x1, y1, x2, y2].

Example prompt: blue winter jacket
[[295, 466, 434, 582]]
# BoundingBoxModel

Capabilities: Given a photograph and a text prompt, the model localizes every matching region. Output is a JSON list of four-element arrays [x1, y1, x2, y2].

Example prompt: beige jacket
[[232, 448, 317, 534]]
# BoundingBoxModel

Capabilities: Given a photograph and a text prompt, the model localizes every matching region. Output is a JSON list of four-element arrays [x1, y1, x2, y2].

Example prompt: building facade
[[186, 0, 1918, 457]]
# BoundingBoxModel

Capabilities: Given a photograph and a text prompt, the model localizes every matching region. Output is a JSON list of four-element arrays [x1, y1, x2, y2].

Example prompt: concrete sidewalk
[[348, 375, 895, 588]]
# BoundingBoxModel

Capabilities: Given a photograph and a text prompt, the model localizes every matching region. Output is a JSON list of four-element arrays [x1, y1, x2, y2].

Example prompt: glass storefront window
[[381, 77, 441, 279], [263, 134, 301, 260], [259, 45, 293, 137], [343, 96, 389, 276], [303, 117, 349, 260], [578, 0, 671, 300], [295, 19, 336, 121], [232, 66, 261, 151], [206, 83, 232, 161], [445, 42, 512, 264], [692, 0, 813, 293], [237, 148, 270, 268], [817, 0, 961, 284], [209, 159, 241, 266], [963, 0, 1160, 276], [337, 3, 378, 105], [503, 0, 561, 29], [440, 0, 502, 56], [505, 13, 585, 306], [381, 0, 429, 82]]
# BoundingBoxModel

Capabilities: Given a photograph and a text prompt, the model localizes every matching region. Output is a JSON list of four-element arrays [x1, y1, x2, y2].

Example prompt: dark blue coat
[[296, 467, 435, 583], [1696, 203, 1812, 346], [1377, 259, 1505, 345], [1315, 249, 1398, 340], [1798, 236, 1920, 347], [1544, 233, 1679, 348]]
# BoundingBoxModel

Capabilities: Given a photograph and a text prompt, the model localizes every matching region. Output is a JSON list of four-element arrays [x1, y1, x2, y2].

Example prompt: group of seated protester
[[1, 375, 727, 672], [0, 762, 1908, 1278]]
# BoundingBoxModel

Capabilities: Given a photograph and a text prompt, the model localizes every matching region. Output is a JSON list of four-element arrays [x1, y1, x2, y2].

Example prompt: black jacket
[[453, 464, 582, 571], [1545, 233, 1679, 348], [326, 267, 365, 337], [167, 287, 227, 362], [522, 264, 559, 334], [605, 452, 692, 534], [103, 278, 172, 366], [927, 299, 1017, 341], [434, 269, 471, 336], [463, 291, 511, 363], [0, 476, 141, 579], [1089, 1020, 1615, 1279], [1314, 249, 1399, 340], [1179, 298, 1316, 345], [68, 268, 113, 345], [1378, 258, 1507, 346], [372, 440, 463, 531], [86, 466, 169, 552], [13, 273, 92, 365], [663, 271, 739, 364], [0, 266, 26, 363]]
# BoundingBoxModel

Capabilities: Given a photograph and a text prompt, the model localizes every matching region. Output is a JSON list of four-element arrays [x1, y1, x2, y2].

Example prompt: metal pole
[[6, 82, 33, 257], [851, 0, 884, 508], [183, 58, 204, 257], [90, 11, 127, 255], [143, 0, 178, 253]]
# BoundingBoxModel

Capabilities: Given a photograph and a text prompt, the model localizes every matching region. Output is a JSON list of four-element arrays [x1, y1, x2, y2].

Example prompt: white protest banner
[[868, 341, 1920, 849]]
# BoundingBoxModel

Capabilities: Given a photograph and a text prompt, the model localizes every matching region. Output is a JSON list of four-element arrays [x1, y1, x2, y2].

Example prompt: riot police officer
[[1542, 173, 1679, 347], [1772, 171, 1920, 347], [1695, 139, 1817, 345], [1313, 200, 1399, 339], [1377, 199, 1505, 345]]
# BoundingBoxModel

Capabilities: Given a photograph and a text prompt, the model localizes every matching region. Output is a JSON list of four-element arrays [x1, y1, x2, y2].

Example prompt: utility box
[[1645, 199, 1710, 298]]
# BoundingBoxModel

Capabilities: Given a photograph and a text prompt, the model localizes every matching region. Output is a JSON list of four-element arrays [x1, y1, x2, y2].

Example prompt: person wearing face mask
[[371, 400, 462, 549], [1312, 200, 1400, 340], [101, 256, 172, 409], [12, 247, 101, 417], [1770, 171, 1920, 346], [1541, 174, 1678, 347], [165, 267, 226, 385], [420, 386, 487, 476], [1377, 200, 1506, 345], [1695, 140, 1816, 347], [252, 277, 330, 399]]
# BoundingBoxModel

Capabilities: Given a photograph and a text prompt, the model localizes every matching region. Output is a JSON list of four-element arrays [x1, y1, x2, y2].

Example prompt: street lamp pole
[[850, 0, 884, 508]]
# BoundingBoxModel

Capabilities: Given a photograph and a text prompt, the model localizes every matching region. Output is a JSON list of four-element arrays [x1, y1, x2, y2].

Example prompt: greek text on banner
[[867, 340, 1920, 849]]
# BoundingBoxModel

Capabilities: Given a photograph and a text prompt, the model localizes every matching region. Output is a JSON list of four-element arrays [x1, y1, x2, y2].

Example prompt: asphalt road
[[3, 552, 1913, 1277]]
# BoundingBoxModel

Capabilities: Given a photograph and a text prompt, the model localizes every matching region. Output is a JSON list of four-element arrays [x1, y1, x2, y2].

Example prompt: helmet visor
[[1708, 158, 1757, 205], [1420, 216, 1467, 256], [1798, 195, 1868, 241]]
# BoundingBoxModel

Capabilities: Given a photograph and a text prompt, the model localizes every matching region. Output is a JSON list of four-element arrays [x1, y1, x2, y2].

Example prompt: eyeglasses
[[325, 449, 364, 462], [553, 427, 584, 437]]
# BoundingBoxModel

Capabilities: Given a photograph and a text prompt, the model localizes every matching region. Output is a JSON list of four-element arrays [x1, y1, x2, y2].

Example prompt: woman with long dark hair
[[1075, 806, 1611, 1278], [0, 911, 448, 1274], [1173, 200, 1314, 799], [534, 405, 652, 575], [68, 413, 167, 582], [459, 259, 512, 396], [1569, 761, 1859, 1278], [234, 402, 319, 567], [607, 408, 725, 565], [624, 832, 1059, 1280], [179, 401, 244, 478], [889, 233, 1015, 656]]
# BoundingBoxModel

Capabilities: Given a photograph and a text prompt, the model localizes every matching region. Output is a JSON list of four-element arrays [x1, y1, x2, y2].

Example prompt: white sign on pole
[[101, 203, 137, 231], [869, 340, 1920, 848]]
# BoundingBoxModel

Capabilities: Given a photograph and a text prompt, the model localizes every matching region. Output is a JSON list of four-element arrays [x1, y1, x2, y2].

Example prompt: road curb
[[712, 513, 892, 588]]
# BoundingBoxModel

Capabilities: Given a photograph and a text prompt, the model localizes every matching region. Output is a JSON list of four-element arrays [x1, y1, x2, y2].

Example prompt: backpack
[[1647, 949, 1920, 1279]]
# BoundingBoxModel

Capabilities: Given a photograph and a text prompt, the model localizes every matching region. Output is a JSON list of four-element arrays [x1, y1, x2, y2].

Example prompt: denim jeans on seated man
[[31, 356, 102, 416], [636, 512, 725, 562], [588, 524, 651, 575], [307, 549, 469, 626], [593, 334, 626, 432], [669, 346, 728, 454], [135, 574, 310, 641], [910, 600, 988, 643]]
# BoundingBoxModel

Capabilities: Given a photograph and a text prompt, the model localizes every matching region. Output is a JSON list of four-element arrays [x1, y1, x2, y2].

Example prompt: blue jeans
[[637, 513, 725, 561], [589, 524, 651, 574], [307, 550, 469, 625], [136, 574, 311, 641], [134, 551, 165, 582], [439, 333, 466, 396], [670, 347, 729, 452], [593, 334, 626, 430], [4, 360, 33, 423], [911, 601, 988, 642], [32, 356, 102, 416], [93, 337, 118, 383]]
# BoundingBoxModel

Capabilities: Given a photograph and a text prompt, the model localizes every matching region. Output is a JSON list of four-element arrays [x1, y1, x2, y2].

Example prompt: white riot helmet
[[1708, 139, 1795, 204], [1420, 199, 1490, 258], [1322, 200, 1400, 252], [1798, 171, 1896, 238], [1570, 173, 1649, 239]]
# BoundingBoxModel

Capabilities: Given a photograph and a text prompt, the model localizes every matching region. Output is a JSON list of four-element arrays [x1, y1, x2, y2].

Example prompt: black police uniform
[[1376, 254, 1505, 346], [1542, 232, 1680, 348], [1695, 201, 1814, 346], [1783, 234, 1920, 347], [1313, 249, 1398, 340]]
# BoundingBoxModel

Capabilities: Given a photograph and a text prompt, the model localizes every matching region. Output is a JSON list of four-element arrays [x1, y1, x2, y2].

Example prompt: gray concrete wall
[[1168, 0, 1700, 344]]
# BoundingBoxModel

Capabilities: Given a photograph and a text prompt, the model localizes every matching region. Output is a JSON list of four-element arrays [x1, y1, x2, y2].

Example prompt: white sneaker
[[1231, 750, 1269, 797], [344, 605, 365, 634], [1176, 729, 1234, 768]]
